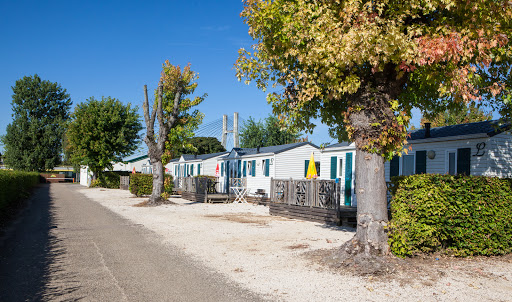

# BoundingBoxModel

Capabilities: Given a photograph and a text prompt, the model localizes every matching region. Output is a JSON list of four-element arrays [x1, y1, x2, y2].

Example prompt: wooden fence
[[181, 177, 218, 194], [269, 178, 357, 227], [270, 178, 341, 210]]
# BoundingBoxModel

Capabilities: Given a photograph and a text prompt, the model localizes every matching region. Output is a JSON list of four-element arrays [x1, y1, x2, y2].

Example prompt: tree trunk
[[353, 148, 389, 256], [148, 159, 165, 205], [337, 66, 405, 259]]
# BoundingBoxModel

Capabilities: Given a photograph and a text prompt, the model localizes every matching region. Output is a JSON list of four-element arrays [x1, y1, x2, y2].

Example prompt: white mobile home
[[385, 120, 512, 180], [216, 142, 321, 197], [170, 151, 229, 179], [112, 154, 152, 174], [319, 142, 357, 206]]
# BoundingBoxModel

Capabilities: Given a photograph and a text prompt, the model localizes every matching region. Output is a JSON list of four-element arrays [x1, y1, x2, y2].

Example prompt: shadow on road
[[0, 184, 82, 301]]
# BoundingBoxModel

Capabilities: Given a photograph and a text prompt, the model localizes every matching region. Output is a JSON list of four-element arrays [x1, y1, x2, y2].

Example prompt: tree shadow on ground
[[0, 184, 82, 301]]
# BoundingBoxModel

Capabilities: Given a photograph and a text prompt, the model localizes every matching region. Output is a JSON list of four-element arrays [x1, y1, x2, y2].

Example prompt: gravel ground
[[77, 187, 512, 302]]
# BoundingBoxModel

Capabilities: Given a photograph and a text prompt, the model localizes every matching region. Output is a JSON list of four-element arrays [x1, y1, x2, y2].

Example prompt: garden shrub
[[194, 175, 217, 180], [388, 174, 512, 257], [129, 173, 173, 197], [90, 171, 130, 189], [0, 170, 40, 214]]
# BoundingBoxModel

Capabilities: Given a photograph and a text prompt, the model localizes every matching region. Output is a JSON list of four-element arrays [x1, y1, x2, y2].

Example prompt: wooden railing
[[270, 178, 341, 210], [181, 177, 218, 194]]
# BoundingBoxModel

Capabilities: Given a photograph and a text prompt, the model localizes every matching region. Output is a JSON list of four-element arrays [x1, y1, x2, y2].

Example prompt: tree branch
[[143, 84, 157, 150]]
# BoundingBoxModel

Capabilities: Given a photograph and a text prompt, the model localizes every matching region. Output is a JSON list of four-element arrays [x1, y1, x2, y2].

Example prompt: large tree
[[420, 102, 492, 127], [186, 137, 226, 155], [1, 75, 71, 171], [240, 115, 302, 148], [236, 0, 512, 258], [66, 96, 142, 179], [143, 60, 205, 205]]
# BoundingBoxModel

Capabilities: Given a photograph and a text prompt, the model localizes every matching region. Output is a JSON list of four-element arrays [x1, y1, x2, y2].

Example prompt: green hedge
[[388, 174, 512, 257], [0, 170, 40, 213], [91, 171, 130, 189], [129, 174, 173, 197]]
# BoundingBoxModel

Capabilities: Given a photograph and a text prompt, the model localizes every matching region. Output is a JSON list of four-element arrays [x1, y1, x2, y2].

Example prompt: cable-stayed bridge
[[130, 113, 245, 159]]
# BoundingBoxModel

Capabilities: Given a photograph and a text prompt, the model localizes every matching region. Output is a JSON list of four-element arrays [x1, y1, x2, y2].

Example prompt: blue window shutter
[[304, 160, 310, 178], [390, 156, 400, 177], [344, 153, 353, 206], [198, 164, 201, 175], [415, 151, 427, 174], [252, 160, 256, 176], [265, 159, 270, 177], [330, 156, 337, 179], [238, 160, 242, 178], [457, 148, 471, 175], [221, 162, 224, 176], [191, 164, 194, 176], [243, 161, 247, 177]]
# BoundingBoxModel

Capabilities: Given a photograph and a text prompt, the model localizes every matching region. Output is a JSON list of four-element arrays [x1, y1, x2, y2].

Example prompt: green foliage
[[194, 175, 216, 180], [1, 75, 71, 171], [0, 170, 39, 215], [388, 174, 512, 257], [421, 102, 492, 128], [159, 60, 206, 164], [90, 171, 130, 189], [236, 0, 512, 156], [240, 115, 302, 148], [187, 137, 225, 155], [129, 174, 174, 197], [66, 96, 142, 178]]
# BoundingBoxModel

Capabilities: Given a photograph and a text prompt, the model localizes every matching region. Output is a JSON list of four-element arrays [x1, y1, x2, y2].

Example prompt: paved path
[[0, 184, 264, 301]]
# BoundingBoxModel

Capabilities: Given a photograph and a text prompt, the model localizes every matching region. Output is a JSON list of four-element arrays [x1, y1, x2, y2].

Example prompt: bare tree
[[142, 61, 205, 205]]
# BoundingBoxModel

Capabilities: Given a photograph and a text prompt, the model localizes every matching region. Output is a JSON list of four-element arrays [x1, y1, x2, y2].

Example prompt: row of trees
[[0, 75, 144, 177], [1, 74, 304, 177], [0, 68, 210, 181], [239, 115, 303, 148]]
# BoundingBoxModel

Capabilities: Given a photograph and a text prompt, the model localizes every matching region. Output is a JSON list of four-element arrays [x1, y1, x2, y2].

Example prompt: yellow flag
[[306, 152, 318, 179]]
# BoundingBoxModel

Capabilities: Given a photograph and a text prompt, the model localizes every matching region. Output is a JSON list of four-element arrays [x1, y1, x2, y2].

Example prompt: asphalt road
[[0, 183, 264, 301]]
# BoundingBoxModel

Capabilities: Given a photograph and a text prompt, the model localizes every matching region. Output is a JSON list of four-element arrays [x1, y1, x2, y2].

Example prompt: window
[[338, 158, 343, 177], [262, 159, 270, 177], [402, 155, 415, 176], [447, 148, 471, 175], [315, 161, 320, 176], [448, 152, 456, 175]]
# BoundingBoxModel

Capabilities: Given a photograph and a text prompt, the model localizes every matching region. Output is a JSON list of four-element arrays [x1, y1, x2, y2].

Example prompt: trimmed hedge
[[388, 174, 512, 257], [129, 174, 173, 197], [0, 170, 40, 213], [91, 171, 130, 189]]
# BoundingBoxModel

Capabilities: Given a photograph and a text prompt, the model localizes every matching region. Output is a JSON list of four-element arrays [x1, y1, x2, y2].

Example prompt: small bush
[[388, 174, 512, 257], [129, 174, 173, 197], [194, 175, 217, 180], [0, 170, 40, 214], [91, 171, 130, 189]]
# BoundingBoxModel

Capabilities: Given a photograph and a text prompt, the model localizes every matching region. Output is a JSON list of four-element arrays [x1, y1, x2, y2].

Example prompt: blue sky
[[0, 0, 426, 154]]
